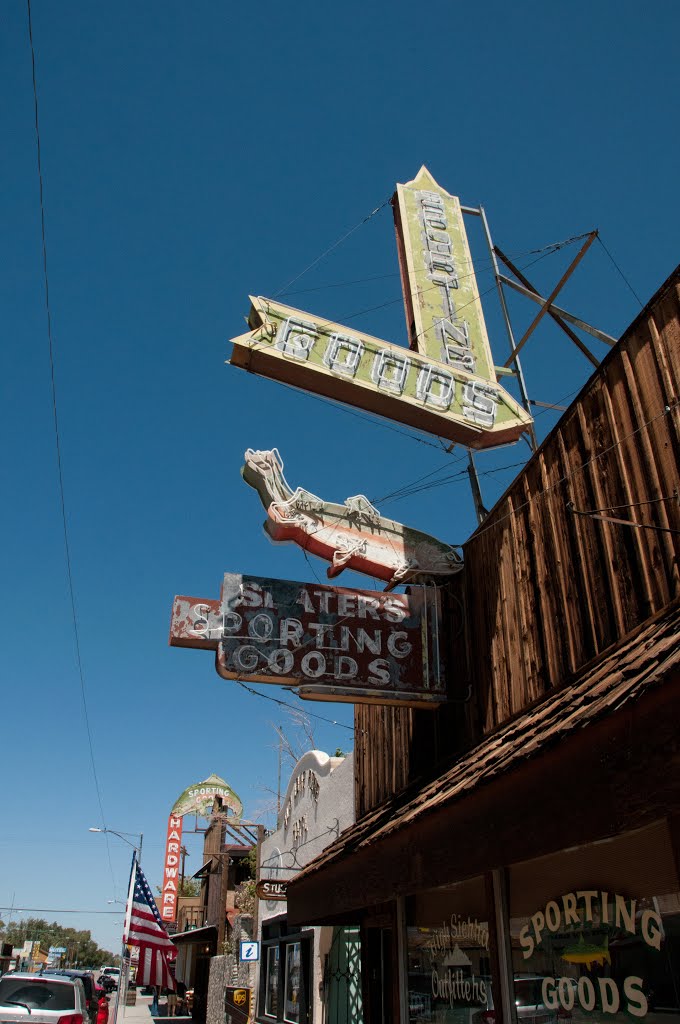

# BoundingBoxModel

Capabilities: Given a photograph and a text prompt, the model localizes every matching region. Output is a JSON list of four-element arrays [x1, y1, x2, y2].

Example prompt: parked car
[[43, 971, 98, 1024], [0, 971, 88, 1024], [98, 969, 120, 993], [477, 976, 558, 1024]]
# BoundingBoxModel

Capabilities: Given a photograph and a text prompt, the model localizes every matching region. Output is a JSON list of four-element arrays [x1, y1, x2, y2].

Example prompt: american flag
[[123, 862, 176, 989]]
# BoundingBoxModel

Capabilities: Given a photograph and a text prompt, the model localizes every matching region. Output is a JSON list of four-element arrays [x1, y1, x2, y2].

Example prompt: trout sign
[[170, 572, 445, 707]]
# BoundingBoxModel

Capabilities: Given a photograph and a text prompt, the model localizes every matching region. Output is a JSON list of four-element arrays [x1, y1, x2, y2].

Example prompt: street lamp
[[89, 828, 143, 863]]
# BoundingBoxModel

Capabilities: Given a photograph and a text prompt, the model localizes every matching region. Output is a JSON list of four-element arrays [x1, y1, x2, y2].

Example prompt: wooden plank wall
[[355, 266, 680, 819]]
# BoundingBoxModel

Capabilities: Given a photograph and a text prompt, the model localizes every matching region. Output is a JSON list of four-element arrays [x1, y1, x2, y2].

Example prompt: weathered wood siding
[[356, 266, 680, 819]]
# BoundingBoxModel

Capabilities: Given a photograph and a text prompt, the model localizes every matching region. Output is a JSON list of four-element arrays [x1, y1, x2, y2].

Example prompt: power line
[[25, 0, 115, 894], [467, 399, 680, 544], [247, 243, 579, 456], [234, 680, 354, 732], [277, 232, 592, 298], [0, 906, 123, 915], [597, 235, 644, 308], [272, 197, 392, 299]]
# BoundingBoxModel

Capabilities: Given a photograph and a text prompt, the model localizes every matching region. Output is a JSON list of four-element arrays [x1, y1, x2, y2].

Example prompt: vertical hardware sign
[[161, 814, 183, 922]]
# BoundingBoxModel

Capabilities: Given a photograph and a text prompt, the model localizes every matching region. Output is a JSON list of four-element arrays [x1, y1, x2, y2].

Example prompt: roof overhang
[[287, 602, 680, 925], [171, 925, 217, 945], [190, 858, 216, 880]]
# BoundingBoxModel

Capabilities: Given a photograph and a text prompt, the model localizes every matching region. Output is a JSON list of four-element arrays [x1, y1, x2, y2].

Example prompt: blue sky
[[1, 0, 678, 952]]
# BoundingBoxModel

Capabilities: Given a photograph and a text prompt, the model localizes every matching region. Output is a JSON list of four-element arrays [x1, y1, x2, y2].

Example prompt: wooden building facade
[[287, 265, 680, 1024]]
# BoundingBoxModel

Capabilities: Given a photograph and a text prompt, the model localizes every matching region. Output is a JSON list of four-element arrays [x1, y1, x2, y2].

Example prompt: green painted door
[[326, 926, 363, 1024]]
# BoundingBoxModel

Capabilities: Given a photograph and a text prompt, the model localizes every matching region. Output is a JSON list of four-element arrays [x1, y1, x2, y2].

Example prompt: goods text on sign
[[521, 890, 665, 1019], [229, 167, 532, 450], [170, 572, 445, 707]]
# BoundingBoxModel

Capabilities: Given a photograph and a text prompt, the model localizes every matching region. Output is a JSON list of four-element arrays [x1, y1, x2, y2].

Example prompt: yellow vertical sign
[[394, 165, 495, 380]]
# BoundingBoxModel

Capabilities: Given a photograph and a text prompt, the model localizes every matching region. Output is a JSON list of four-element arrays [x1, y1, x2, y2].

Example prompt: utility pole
[[277, 726, 283, 814], [179, 846, 189, 893]]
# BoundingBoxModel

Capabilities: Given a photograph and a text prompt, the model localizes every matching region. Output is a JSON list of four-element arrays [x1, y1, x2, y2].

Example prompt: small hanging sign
[[256, 879, 288, 901]]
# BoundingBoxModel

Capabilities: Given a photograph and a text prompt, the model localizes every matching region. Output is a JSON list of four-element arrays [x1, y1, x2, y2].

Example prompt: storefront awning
[[171, 925, 217, 945], [288, 601, 680, 925]]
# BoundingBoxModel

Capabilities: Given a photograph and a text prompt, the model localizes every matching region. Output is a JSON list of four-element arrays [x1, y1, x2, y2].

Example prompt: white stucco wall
[[257, 749, 355, 1020], [261, 749, 353, 893]]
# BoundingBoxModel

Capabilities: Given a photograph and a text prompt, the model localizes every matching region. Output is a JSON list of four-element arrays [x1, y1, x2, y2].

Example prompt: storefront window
[[284, 942, 301, 1023], [509, 822, 680, 1024], [406, 875, 493, 1023], [265, 945, 279, 1017], [259, 924, 310, 1024]]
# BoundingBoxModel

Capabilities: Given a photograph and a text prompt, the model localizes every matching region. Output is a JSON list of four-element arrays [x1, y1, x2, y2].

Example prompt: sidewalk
[[115, 994, 191, 1024], [115, 993, 154, 1024]]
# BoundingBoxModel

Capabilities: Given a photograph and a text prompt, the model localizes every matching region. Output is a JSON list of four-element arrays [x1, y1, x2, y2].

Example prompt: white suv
[[0, 972, 87, 1024]]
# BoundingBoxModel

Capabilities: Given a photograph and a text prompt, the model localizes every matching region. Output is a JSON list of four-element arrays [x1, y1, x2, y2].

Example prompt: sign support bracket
[[474, 204, 538, 451], [495, 247, 615, 358], [502, 231, 598, 366], [467, 451, 488, 527]]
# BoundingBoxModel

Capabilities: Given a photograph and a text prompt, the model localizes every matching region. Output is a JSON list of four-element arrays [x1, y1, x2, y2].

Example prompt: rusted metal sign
[[256, 879, 288, 901], [170, 572, 445, 707]]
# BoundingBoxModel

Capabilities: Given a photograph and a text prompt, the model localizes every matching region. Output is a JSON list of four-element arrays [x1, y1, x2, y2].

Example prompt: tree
[[0, 918, 116, 967], [155, 878, 201, 899]]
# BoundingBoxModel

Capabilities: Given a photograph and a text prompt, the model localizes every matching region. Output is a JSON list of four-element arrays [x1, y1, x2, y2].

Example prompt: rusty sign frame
[[170, 572, 447, 708]]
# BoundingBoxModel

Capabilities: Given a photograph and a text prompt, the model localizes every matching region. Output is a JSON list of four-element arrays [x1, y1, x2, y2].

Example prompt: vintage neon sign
[[229, 167, 533, 449], [160, 774, 243, 923], [161, 814, 183, 921], [171, 772, 243, 820], [242, 447, 462, 588], [169, 572, 445, 707]]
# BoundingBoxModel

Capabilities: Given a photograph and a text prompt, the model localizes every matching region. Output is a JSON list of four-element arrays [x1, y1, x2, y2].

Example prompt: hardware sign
[[170, 572, 445, 707]]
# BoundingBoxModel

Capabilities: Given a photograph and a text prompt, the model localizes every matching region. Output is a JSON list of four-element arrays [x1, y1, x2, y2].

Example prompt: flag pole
[[114, 851, 138, 1024]]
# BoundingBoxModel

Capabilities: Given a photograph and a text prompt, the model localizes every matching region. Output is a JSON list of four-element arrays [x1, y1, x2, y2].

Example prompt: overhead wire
[[0, 906, 123, 915], [25, 0, 116, 894], [277, 231, 596, 299], [272, 197, 393, 299], [368, 374, 594, 508], [372, 459, 528, 507], [461, 398, 680, 545], [245, 196, 619, 565], [234, 680, 355, 732], [246, 238, 591, 458], [597, 235, 644, 308]]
